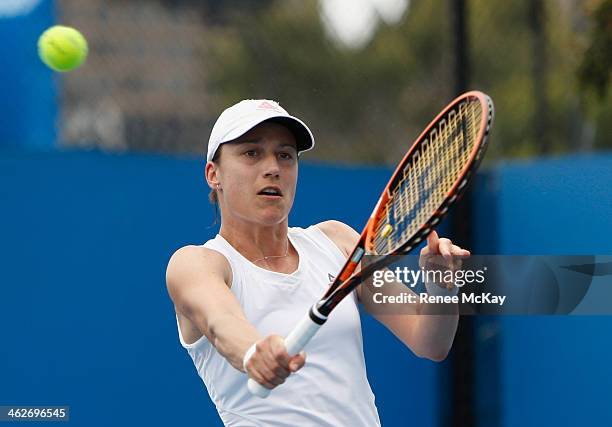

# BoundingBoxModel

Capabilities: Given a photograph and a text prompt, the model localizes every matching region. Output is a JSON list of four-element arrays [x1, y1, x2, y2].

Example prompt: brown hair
[[209, 186, 219, 205], [208, 148, 222, 226], [208, 148, 221, 205]]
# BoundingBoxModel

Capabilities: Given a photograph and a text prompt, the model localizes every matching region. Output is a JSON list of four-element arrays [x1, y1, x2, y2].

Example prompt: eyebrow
[[233, 137, 262, 145], [232, 139, 297, 150]]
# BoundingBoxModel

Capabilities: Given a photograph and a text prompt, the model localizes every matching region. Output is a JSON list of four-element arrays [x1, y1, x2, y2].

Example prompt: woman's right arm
[[165, 245, 304, 389]]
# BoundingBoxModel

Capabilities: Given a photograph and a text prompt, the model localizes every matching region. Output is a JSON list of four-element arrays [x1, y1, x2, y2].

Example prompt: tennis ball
[[38, 25, 88, 72], [381, 224, 393, 238]]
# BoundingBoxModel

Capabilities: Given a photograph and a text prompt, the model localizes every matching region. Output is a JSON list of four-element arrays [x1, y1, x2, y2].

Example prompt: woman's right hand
[[243, 335, 306, 389]]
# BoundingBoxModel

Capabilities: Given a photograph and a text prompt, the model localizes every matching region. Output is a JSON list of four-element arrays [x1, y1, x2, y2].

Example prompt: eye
[[278, 152, 295, 160], [244, 149, 258, 158]]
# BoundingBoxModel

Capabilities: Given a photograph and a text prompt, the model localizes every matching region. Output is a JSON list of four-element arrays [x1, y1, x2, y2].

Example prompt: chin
[[258, 214, 288, 226], [255, 208, 289, 225]]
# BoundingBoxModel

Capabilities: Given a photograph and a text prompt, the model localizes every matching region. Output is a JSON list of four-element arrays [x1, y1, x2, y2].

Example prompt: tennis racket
[[247, 90, 494, 397]]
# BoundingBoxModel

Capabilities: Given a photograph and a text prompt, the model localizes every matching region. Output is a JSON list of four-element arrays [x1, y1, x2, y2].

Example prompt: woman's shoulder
[[297, 220, 360, 258], [169, 243, 227, 262], [166, 244, 232, 289], [314, 220, 357, 237]]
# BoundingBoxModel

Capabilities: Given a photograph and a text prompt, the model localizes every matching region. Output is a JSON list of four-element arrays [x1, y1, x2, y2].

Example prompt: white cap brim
[[207, 100, 315, 162]]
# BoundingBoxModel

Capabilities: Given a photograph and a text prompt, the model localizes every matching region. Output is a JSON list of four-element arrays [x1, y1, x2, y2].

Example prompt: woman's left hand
[[419, 230, 470, 290]]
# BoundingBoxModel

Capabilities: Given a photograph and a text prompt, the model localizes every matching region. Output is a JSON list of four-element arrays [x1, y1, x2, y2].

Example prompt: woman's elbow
[[428, 350, 450, 362], [413, 346, 451, 362]]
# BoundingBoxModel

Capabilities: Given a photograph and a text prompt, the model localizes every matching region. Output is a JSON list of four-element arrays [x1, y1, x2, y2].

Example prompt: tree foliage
[[203, 0, 611, 163]]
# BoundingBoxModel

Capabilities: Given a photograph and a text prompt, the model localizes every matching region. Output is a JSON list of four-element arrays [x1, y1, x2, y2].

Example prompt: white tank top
[[176, 225, 381, 427]]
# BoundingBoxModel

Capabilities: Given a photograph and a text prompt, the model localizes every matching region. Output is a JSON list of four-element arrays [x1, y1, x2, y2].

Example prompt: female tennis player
[[166, 99, 467, 426]]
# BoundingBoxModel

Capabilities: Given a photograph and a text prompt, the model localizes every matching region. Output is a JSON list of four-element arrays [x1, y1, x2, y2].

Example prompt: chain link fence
[[58, 0, 211, 154]]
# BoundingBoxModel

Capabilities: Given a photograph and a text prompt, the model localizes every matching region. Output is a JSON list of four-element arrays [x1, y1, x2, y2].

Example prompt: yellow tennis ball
[[38, 25, 88, 72], [381, 224, 393, 238]]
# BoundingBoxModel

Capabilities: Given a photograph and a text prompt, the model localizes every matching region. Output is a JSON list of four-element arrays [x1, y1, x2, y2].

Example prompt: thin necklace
[[252, 239, 290, 264]]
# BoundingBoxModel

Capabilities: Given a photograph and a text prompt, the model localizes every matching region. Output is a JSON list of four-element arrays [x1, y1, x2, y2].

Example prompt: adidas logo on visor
[[256, 101, 281, 111]]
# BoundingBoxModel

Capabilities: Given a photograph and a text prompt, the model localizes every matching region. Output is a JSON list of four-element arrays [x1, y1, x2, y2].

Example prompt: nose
[[262, 154, 280, 179]]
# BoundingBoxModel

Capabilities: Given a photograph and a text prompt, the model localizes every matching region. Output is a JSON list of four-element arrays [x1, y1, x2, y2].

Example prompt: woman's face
[[208, 122, 299, 226]]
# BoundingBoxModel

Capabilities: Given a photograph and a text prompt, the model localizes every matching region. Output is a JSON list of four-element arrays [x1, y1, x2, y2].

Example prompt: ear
[[205, 161, 220, 190]]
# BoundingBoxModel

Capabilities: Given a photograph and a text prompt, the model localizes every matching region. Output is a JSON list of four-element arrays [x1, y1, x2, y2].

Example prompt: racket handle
[[284, 309, 324, 354], [247, 378, 272, 398], [247, 306, 327, 398]]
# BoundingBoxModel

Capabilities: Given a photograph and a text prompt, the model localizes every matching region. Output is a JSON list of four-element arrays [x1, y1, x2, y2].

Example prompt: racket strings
[[372, 100, 483, 254]]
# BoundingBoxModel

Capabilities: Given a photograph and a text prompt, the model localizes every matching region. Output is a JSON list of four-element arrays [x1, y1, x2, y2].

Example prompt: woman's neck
[[219, 218, 297, 271]]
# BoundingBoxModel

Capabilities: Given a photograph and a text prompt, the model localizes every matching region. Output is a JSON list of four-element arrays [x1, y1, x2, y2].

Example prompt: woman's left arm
[[317, 220, 463, 362]]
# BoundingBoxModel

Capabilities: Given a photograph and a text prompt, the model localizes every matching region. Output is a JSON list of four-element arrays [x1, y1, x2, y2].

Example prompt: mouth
[[257, 186, 283, 198]]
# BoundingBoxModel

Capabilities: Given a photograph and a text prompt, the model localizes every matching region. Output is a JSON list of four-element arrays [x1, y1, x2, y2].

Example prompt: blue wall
[[0, 149, 440, 427], [472, 154, 612, 427], [3, 148, 611, 427], [0, 0, 57, 148]]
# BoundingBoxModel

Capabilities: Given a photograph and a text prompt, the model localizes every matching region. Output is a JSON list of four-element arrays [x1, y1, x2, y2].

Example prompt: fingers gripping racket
[[247, 91, 495, 397]]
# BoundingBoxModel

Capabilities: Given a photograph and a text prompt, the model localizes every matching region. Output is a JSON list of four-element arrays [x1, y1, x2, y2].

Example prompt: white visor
[[207, 99, 315, 162]]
